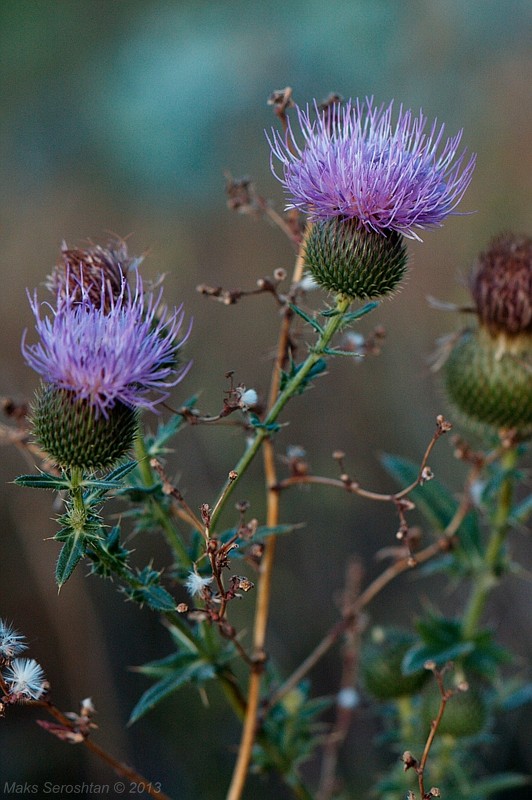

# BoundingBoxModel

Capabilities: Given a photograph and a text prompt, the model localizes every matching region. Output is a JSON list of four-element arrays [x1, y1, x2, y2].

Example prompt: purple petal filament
[[23, 272, 191, 418], [268, 98, 476, 239]]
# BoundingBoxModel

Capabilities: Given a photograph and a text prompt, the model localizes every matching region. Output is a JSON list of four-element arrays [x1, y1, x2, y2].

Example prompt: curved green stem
[[210, 294, 352, 531], [462, 447, 519, 639], [133, 434, 192, 568]]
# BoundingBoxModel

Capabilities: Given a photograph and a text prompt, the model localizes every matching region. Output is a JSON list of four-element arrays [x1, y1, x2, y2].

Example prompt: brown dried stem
[[149, 458, 205, 533], [29, 698, 171, 800], [225, 225, 308, 800], [317, 560, 364, 800], [269, 473, 477, 708], [274, 415, 452, 503], [408, 665, 455, 799]]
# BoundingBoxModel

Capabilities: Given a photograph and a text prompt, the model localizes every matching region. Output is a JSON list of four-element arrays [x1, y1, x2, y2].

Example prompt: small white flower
[[470, 479, 486, 507], [185, 571, 213, 597], [4, 657, 46, 700], [298, 272, 319, 292], [343, 331, 365, 353], [286, 445, 306, 460], [0, 620, 27, 660], [337, 687, 360, 710], [237, 388, 258, 410]]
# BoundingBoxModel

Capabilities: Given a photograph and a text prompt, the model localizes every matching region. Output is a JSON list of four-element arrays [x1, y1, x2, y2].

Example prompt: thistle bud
[[360, 627, 430, 700], [443, 328, 532, 436], [304, 220, 408, 300], [442, 233, 532, 438], [31, 384, 138, 470]]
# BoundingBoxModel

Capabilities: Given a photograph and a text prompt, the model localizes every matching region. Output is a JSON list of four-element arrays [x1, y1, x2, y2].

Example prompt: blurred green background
[[1, 1, 531, 797]]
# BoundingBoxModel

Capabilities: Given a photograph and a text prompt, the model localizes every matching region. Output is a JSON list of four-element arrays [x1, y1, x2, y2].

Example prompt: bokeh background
[[1, 1, 531, 797]]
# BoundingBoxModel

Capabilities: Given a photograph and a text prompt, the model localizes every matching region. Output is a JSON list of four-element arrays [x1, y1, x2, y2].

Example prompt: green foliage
[[467, 774, 531, 799], [289, 303, 325, 335], [509, 492, 532, 525], [129, 653, 217, 724], [144, 394, 199, 455], [497, 681, 532, 712], [360, 627, 431, 700], [381, 453, 483, 573], [87, 525, 131, 578], [218, 522, 303, 549], [129, 619, 239, 726], [421, 683, 488, 738], [14, 472, 71, 490], [248, 414, 281, 432], [374, 753, 529, 800], [402, 613, 510, 679], [53, 498, 105, 588], [82, 460, 138, 497], [279, 355, 328, 396], [252, 681, 332, 785], [55, 533, 85, 588], [321, 299, 378, 323], [121, 566, 176, 611]]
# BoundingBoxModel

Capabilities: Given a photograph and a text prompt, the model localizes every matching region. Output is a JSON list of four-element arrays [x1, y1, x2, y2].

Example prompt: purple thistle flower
[[22, 272, 192, 418], [268, 98, 476, 239]]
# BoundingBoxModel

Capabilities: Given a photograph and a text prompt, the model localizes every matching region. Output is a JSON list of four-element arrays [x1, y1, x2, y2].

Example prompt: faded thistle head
[[269, 97, 476, 299], [0, 620, 27, 662], [47, 238, 143, 310], [23, 245, 192, 470], [3, 657, 47, 701], [443, 233, 532, 438], [470, 233, 532, 337]]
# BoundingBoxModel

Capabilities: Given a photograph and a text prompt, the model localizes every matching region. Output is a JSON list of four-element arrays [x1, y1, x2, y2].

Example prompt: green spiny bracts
[[360, 627, 430, 700], [31, 384, 139, 470], [443, 328, 532, 437], [304, 219, 408, 300], [421, 684, 488, 738]]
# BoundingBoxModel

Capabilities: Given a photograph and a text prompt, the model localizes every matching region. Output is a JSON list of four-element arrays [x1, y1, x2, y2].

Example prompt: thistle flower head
[[470, 232, 532, 336], [269, 98, 476, 240], [0, 620, 27, 661], [23, 271, 191, 419], [4, 657, 46, 700], [47, 239, 143, 310], [441, 232, 532, 439]]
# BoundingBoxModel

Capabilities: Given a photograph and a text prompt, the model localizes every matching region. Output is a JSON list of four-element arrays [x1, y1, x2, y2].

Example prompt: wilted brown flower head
[[47, 239, 142, 311], [470, 233, 532, 336]]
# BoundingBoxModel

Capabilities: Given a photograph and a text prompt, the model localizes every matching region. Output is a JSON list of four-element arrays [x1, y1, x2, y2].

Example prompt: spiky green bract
[[421, 684, 488, 738], [32, 384, 139, 469], [443, 329, 532, 437], [360, 627, 430, 700], [304, 219, 408, 300]]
